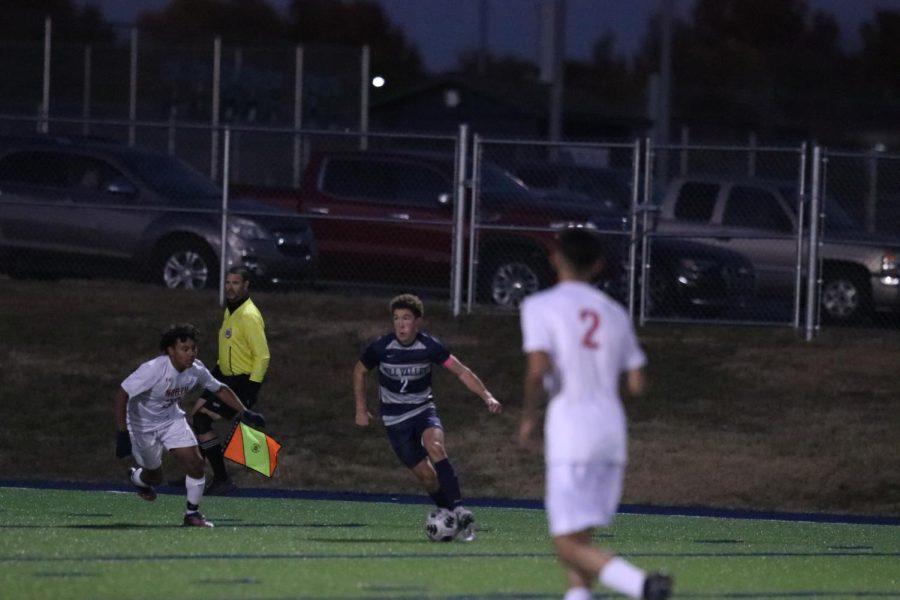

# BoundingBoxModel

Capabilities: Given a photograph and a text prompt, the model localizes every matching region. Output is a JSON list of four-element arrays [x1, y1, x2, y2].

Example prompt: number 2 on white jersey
[[580, 309, 601, 349]]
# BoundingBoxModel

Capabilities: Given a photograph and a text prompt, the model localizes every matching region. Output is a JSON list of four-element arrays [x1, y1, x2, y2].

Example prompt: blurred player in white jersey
[[518, 228, 672, 600], [114, 323, 265, 527]]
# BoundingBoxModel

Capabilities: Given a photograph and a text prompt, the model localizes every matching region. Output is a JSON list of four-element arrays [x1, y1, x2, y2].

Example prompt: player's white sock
[[130, 468, 149, 488], [563, 586, 592, 600], [599, 557, 646, 599], [185, 475, 205, 509]]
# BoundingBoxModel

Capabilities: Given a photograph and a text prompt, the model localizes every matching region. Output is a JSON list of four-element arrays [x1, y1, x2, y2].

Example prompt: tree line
[[2, 0, 898, 144]]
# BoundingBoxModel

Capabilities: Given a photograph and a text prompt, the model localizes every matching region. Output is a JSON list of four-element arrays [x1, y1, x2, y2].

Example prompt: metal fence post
[[466, 134, 482, 314], [210, 36, 222, 180], [292, 45, 304, 188], [359, 45, 369, 151], [638, 137, 654, 326], [128, 27, 138, 146], [39, 16, 51, 134], [792, 142, 807, 329], [627, 138, 641, 318], [219, 126, 231, 306], [82, 45, 92, 136], [805, 145, 823, 340], [451, 124, 469, 317]]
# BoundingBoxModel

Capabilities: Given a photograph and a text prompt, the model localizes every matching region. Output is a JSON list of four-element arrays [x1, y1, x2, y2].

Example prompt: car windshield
[[479, 164, 532, 196], [122, 151, 221, 203], [777, 185, 862, 231]]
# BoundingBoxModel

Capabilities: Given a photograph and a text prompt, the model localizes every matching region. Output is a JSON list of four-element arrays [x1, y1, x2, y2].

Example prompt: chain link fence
[[4, 113, 900, 335]]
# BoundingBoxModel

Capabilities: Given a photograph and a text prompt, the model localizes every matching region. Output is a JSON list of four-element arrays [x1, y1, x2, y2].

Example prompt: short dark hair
[[227, 266, 252, 283], [390, 293, 424, 318], [556, 227, 605, 272], [159, 323, 200, 352]]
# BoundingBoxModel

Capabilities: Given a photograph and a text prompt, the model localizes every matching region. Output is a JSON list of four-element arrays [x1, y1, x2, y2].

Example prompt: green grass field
[[1, 484, 898, 599]]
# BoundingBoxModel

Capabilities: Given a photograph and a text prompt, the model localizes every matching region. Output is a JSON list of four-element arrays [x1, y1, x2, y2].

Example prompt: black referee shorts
[[200, 369, 260, 419]]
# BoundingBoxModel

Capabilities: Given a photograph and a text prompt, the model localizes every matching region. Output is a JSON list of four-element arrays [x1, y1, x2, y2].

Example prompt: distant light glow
[[371, 76, 385, 88]]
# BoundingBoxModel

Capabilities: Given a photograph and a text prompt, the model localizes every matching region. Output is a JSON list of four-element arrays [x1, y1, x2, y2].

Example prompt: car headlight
[[229, 218, 271, 240], [676, 258, 716, 283], [880, 251, 898, 275]]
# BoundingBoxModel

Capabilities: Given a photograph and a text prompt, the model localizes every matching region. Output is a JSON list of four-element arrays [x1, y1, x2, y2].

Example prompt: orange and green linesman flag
[[223, 422, 282, 477]]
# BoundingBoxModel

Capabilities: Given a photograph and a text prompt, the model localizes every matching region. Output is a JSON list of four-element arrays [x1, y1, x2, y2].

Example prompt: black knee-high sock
[[199, 437, 228, 481], [433, 458, 462, 509], [428, 490, 452, 509]]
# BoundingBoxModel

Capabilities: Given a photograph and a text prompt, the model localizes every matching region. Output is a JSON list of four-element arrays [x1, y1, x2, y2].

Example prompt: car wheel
[[153, 240, 217, 290], [820, 274, 870, 323], [480, 255, 550, 308]]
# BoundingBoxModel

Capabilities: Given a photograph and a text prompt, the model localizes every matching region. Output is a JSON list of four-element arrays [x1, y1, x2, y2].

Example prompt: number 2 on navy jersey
[[580, 309, 601, 349]]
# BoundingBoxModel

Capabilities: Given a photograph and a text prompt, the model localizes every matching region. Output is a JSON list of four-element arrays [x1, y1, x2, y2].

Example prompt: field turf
[[0, 483, 898, 599]]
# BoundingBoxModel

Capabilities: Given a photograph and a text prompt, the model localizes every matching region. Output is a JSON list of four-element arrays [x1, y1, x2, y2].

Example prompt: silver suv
[[0, 136, 317, 288]]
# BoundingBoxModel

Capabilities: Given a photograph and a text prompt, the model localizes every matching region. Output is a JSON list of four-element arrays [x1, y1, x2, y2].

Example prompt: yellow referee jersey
[[217, 298, 270, 383]]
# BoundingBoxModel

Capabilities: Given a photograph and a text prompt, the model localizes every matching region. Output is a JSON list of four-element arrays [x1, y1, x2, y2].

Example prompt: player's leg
[[386, 416, 450, 508], [547, 462, 669, 599], [191, 392, 236, 494], [421, 424, 474, 540], [128, 430, 164, 501], [164, 418, 214, 528]]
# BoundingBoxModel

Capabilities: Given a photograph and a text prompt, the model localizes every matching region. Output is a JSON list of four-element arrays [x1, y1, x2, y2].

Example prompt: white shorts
[[130, 418, 198, 470], [545, 462, 624, 537]]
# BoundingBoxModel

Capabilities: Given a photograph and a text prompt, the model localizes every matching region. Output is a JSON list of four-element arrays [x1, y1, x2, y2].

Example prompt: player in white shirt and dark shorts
[[518, 228, 673, 600], [114, 323, 265, 527]]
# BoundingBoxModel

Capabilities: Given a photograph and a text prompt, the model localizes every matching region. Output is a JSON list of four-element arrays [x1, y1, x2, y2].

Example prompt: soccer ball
[[424, 508, 457, 542]]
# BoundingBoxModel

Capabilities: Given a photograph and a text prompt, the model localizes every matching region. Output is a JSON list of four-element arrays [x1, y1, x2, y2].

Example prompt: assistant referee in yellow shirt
[[192, 266, 270, 495]]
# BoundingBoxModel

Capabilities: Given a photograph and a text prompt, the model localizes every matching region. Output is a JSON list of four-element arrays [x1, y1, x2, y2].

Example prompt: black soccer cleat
[[205, 478, 237, 496], [182, 511, 215, 528], [128, 468, 157, 502], [643, 572, 673, 600]]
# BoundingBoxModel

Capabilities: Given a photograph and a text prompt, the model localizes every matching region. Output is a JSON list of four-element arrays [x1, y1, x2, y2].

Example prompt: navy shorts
[[385, 406, 444, 468], [200, 369, 260, 419]]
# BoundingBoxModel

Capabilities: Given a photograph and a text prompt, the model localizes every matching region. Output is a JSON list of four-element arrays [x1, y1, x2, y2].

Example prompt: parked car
[[502, 160, 636, 212], [654, 176, 900, 322], [0, 136, 317, 289], [235, 150, 755, 312]]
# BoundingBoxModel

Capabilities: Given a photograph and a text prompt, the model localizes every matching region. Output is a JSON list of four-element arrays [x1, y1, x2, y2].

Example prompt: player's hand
[[355, 410, 373, 427], [240, 409, 266, 429], [485, 396, 502, 414], [115, 430, 132, 458]]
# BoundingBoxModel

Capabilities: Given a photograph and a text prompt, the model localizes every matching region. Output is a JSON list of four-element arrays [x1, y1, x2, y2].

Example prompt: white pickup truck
[[652, 177, 900, 323]]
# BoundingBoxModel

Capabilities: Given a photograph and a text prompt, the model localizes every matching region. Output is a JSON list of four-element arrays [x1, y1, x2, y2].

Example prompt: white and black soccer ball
[[424, 508, 457, 542]]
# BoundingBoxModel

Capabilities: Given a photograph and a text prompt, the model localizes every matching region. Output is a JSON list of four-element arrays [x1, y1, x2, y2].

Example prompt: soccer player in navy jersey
[[353, 293, 502, 541]]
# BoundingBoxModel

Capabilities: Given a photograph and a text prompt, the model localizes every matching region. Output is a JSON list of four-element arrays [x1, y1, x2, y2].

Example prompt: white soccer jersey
[[520, 281, 646, 465], [121, 356, 221, 433]]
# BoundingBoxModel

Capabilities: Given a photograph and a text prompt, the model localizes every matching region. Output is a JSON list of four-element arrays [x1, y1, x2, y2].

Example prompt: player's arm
[[353, 360, 373, 426], [625, 367, 646, 398], [113, 387, 132, 458], [214, 384, 266, 428], [444, 356, 502, 414], [246, 315, 270, 383], [519, 350, 551, 448]]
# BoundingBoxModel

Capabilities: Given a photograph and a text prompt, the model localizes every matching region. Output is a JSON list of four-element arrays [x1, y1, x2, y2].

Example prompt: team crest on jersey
[[225, 328, 232, 339]]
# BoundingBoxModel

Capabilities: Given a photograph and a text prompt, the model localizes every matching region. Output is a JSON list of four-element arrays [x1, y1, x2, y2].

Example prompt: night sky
[[78, 0, 897, 72]]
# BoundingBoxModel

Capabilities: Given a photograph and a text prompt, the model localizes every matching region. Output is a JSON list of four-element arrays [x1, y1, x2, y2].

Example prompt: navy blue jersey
[[360, 332, 452, 426]]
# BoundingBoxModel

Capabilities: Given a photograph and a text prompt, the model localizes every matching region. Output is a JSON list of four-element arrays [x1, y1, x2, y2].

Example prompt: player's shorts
[[545, 461, 624, 536], [385, 405, 443, 468], [130, 418, 198, 470], [200, 371, 259, 418]]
